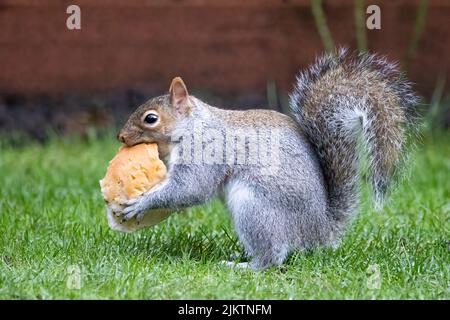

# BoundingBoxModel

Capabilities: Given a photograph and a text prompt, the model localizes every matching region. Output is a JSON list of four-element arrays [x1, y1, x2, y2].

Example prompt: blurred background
[[1, 0, 449, 141]]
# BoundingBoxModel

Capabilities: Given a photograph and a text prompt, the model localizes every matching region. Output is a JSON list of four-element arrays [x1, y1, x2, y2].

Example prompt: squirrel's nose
[[117, 132, 126, 143]]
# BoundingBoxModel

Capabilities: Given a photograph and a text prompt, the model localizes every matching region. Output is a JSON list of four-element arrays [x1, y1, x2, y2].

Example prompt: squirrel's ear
[[169, 77, 190, 114]]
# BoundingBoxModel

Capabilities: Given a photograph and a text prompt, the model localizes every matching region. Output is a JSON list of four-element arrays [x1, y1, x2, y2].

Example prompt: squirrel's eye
[[144, 113, 159, 125]]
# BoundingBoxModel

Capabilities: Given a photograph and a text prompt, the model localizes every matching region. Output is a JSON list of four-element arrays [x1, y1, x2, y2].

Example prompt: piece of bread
[[99, 143, 171, 232]]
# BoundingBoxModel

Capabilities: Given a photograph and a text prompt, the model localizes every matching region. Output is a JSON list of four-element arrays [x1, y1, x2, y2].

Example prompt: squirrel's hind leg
[[230, 201, 289, 270], [225, 182, 290, 270], [249, 246, 289, 270]]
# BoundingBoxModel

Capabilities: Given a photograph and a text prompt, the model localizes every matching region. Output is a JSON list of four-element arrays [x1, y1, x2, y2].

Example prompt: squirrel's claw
[[119, 197, 138, 207], [121, 212, 135, 222], [120, 196, 147, 222], [121, 206, 139, 221]]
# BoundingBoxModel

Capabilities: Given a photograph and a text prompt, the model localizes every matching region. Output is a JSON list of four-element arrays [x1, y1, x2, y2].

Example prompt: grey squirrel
[[116, 48, 418, 269]]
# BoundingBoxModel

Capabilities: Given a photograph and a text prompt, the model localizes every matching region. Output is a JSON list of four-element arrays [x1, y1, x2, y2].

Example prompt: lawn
[[0, 132, 448, 299]]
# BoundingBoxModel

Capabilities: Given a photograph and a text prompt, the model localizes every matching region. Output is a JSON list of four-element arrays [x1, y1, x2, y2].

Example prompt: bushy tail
[[290, 48, 418, 227]]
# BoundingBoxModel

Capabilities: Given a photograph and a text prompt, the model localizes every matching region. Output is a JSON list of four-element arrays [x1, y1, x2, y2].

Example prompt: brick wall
[[0, 0, 449, 99]]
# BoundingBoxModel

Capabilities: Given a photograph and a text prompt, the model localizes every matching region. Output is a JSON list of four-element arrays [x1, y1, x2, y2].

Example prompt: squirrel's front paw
[[119, 196, 148, 222]]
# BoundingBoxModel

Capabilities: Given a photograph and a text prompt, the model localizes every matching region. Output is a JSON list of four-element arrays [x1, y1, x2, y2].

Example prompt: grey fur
[[118, 50, 418, 270], [290, 48, 418, 230]]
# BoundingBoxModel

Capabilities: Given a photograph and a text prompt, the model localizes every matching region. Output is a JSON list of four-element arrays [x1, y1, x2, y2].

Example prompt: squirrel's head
[[117, 77, 192, 149]]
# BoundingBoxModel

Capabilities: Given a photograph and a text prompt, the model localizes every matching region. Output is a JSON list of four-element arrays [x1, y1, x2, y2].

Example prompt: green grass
[[0, 132, 449, 299]]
